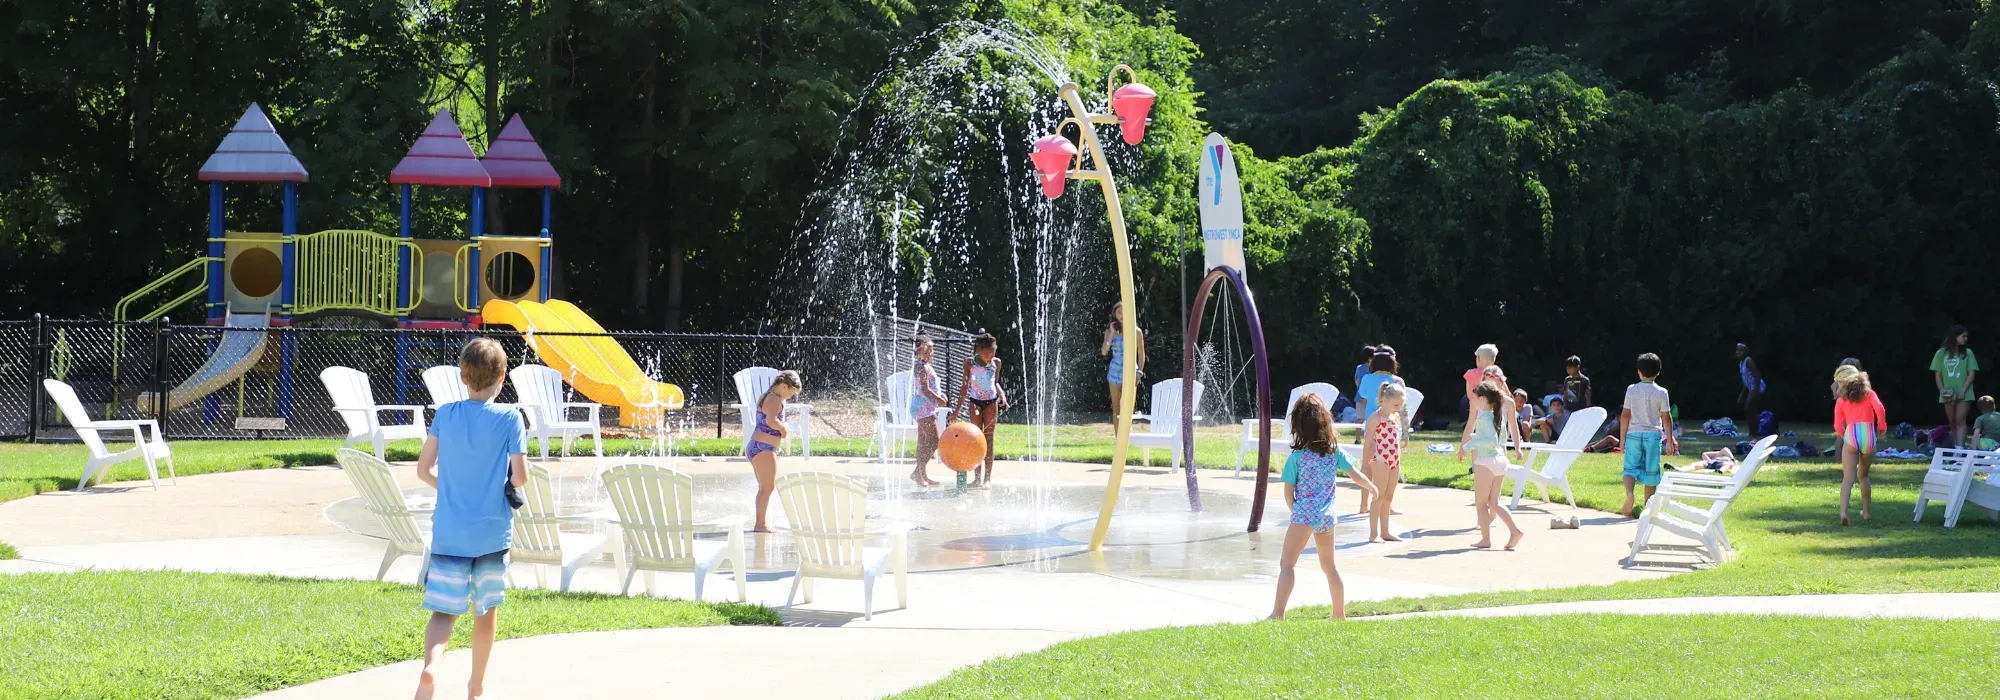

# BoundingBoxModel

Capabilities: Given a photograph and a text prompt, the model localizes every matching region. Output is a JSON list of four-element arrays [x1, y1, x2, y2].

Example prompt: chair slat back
[[602, 463, 700, 566], [320, 367, 377, 437], [1693, 434, 1779, 522], [882, 370, 916, 426], [736, 367, 779, 436], [510, 463, 563, 565], [41, 379, 110, 457], [334, 448, 426, 553], [777, 472, 870, 576], [1541, 407, 1608, 478], [1148, 378, 1205, 434], [1285, 382, 1340, 415], [1402, 387, 1426, 427], [422, 365, 468, 407], [509, 365, 565, 430]]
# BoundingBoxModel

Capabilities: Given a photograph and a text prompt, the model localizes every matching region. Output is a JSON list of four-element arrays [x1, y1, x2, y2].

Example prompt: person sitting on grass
[[413, 338, 528, 700], [1513, 388, 1541, 443], [1534, 396, 1572, 442], [1619, 352, 1678, 517], [1973, 396, 2000, 451], [1270, 394, 1378, 621]]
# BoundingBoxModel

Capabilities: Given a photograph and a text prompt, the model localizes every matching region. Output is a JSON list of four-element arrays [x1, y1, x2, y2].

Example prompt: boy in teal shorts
[[413, 338, 527, 700], [1618, 353, 1678, 517]]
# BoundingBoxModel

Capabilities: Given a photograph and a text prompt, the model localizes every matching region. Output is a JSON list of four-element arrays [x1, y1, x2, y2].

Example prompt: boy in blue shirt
[[1619, 352, 1678, 517], [414, 338, 526, 700]]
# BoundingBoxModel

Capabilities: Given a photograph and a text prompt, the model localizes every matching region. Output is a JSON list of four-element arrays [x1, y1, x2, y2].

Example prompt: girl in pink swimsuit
[[1365, 383, 1407, 542]]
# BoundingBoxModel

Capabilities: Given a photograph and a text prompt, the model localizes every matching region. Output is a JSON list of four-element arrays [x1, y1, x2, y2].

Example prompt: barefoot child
[[747, 370, 803, 532], [1973, 396, 2000, 451], [1365, 383, 1407, 542], [1833, 369, 1886, 525], [1270, 394, 1379, 620], [1352, 351, 1402, 514], [910, 335, 948, 487], [1460, 381, 1526, 550], [952, 333, 1009, 489], [413, 338, 528, 700], [1619, 353, 1678, 517]]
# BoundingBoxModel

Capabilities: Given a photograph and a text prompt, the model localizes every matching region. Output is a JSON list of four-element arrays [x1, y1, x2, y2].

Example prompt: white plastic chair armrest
[[1531, 446, 1584, 455], [377, 405, 428, 412], [875, 521, 913, 538], [707, 515, 749, 530], [1662, 472, 1735, 488]]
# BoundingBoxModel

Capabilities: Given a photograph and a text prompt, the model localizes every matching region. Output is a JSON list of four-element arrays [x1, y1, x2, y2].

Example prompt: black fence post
[[714, 338, 728, 438], [28, 313, 45, 443], [152, 317, 171, 432]]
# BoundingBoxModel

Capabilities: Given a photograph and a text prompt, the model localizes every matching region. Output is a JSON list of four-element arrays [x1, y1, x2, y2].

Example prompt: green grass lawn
[[0, 569, 776, 699], [895, 614, 2000, 699]]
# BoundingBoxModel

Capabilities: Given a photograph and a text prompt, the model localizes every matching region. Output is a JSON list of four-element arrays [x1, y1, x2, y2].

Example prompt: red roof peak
[[479, 115, 561, 188], [198, 103, 309, 183], [389, 109, 491, 188]]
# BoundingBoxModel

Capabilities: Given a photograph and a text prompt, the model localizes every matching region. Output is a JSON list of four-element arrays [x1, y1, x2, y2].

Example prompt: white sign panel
[[1197, 133, 1247, 279]]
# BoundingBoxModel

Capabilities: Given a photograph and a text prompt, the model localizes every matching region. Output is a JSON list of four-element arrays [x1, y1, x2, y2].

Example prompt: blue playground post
[[470, 187, 486, 237], [281, 181, 297, 312], [207, 184, 226, 323], [469, 187, 486, 311], [540, 186, 553, 302], [398, 184, 412, 310], [202, 332, 221, 424]]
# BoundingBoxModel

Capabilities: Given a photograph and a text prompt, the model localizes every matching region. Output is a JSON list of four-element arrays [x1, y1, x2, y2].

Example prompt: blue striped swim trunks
[[423, 550, 509, 616]]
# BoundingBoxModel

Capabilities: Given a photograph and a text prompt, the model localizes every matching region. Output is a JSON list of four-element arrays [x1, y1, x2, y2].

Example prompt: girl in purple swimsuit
[[747, 370, 801, 532]]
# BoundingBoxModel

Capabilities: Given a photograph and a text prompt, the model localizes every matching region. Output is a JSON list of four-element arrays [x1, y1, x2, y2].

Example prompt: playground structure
[[109, 103, 682, 425], [1028, 65, 1156, 551]]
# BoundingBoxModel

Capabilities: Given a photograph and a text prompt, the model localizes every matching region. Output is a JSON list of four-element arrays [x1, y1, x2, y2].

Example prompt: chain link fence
[[4, 317, 976, 443]]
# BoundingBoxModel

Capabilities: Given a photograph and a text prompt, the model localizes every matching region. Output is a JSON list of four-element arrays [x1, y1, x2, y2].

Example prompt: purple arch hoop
[[1180, 266, 1273, 530]]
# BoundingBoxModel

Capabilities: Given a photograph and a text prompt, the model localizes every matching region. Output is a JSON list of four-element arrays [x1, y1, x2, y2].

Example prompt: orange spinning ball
[[939, 421, 988, 472]]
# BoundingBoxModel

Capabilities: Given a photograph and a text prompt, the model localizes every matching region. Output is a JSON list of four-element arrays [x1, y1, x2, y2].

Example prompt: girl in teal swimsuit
[[1270, 394, 1379, 621]]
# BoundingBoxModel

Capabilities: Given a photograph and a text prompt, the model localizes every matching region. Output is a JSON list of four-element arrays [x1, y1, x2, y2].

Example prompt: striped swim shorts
[[423, 549, 509, 616]]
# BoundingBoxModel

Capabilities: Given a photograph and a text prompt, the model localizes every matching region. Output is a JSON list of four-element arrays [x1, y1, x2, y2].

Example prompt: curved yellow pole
[[1058, 82, 1140, 552]]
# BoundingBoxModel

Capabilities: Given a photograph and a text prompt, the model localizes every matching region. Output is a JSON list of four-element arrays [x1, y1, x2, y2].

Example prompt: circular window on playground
[[230, 247, 283, 299], [485, 251, 536, 300]]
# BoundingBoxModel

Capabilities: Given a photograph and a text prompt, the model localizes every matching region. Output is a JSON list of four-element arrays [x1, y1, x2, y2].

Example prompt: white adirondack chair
[[1236, 382, 1340, 476], [874, 370, 944, 463], [1400, 387, 1426, 437], [1506, 407, 1609, 510], [1913, 448, 2000, 527], [420, 365, 469, 408], [509, 364, 604, 459], [1625, 435, 1777, 566], [334, 448, 430, 581], [732, 367, 813, 457], [42, 379, 176, 490], [321, 366, 427, 459], [510, 463, 612, 592], [1130, 378, 1205, 470], [600, 463, 747, 602], [777, 472, 909, 621]]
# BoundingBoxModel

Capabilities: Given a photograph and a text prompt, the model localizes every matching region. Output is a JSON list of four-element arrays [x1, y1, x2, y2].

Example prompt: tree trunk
[[661, 105, 692, 331], [630, 57, 659, 318]]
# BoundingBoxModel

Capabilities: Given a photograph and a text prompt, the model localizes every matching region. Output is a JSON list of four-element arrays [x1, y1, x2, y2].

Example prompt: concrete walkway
[[0, 454, 1697, 698]]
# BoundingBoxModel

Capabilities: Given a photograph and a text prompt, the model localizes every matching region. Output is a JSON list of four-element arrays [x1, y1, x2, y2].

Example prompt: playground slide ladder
[[293, 229, 424, 317], [114, 256, 217, 324]]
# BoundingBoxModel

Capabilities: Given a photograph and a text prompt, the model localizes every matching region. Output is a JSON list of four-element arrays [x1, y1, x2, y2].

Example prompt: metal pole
[[153, 318, 171, 435], [1061, 81, 1141, 553], [28, 313, 44, 442], [714, 338, 728, 438]]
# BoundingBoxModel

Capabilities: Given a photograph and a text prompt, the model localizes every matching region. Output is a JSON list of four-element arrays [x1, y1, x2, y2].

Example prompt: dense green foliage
[[8, 1, 2000, 420]]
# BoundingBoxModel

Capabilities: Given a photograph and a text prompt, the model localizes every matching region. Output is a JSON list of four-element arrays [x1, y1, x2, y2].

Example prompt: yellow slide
[[481, 299, 685, 427]]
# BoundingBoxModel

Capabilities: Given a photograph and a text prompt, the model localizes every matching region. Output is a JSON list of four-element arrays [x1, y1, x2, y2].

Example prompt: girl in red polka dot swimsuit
[[1365, 383, 1407, 542]]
